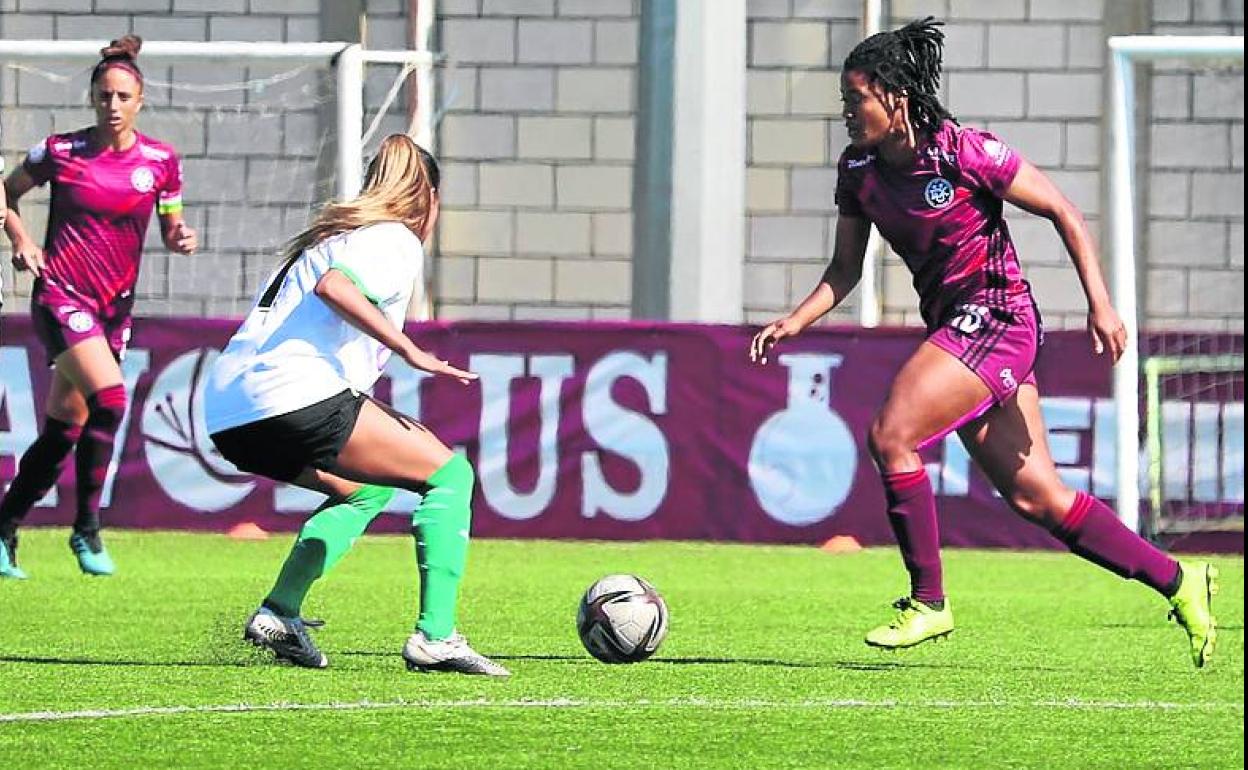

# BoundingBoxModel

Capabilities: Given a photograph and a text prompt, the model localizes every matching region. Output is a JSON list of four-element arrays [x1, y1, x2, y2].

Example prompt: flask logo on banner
[[749, 354, 857, 526], [141, 348, 256, 510]]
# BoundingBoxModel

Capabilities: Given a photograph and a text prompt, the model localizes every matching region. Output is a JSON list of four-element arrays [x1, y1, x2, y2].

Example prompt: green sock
[[263, 484, 395, 617], [413, 454, 474, 640]]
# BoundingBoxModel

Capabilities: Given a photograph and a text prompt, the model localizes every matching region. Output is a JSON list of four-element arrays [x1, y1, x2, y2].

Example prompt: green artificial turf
[[0, 529, 1241, 768]]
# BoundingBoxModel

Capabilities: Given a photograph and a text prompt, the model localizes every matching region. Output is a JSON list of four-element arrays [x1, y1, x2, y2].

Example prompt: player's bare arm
[[1002, 160, 1127, 362], [160, 212, 198, 255], [750, 214, 872, 364], [314, 268, 476, 384], [3, 166, 46, 277]]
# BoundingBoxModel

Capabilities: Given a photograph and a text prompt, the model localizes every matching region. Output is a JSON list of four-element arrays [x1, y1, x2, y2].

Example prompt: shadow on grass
[[338, 650, 821, 668], [1099, 623, 1243, 631], [0, 654, 265, 668], [339, 651, 1026, 671]]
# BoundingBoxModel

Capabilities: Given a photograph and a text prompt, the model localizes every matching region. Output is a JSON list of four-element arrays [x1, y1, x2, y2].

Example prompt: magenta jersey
[[835, 121, 1025, 330], [24, 129, 183, 306]]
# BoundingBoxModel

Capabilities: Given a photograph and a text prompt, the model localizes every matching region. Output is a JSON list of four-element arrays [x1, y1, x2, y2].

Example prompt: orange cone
[[819, 535, 862, 553], [227, 522, 270, 540]]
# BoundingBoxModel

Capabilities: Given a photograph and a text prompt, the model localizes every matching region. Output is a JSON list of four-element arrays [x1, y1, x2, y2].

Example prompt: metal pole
[[1108, 44, 1140, 532], [336, 43, 366, 200], [0, 39, 348, 61], [1106, 34, 1243, 530], [856, 0, 885, 328], [632, 0, 676, 320], [410, 0, 437, 151]]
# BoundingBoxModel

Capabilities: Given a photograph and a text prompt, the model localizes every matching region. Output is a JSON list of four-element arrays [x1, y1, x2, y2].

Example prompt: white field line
[[0, 697, 1242, 724]]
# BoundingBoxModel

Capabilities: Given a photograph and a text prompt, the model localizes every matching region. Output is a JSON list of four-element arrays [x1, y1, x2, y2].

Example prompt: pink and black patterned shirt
[[24, 128, 183, 306], [835, 120, 1026, 331]]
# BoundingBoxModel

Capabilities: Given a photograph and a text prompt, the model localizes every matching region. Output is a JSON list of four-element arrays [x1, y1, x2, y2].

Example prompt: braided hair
[[842, 17, 955, 135]]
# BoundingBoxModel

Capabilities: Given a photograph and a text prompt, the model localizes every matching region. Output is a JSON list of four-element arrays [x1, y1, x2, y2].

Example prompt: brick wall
[[1146, 0, 1244, 332], [1, 0, 1242, 332], [433, 0, 638, 321], [0, 0, 406, 317]]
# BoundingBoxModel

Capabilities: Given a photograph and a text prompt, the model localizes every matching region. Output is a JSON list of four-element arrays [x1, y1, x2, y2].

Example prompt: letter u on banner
[[473, 354, 574, 520]]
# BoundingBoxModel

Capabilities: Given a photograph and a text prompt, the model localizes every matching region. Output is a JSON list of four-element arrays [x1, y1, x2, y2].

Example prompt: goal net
[[1108, 35, 1244, 537], [0, 40, 438, 320]]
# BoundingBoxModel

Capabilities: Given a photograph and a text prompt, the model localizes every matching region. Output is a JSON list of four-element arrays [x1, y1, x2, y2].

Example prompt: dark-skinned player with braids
[[750, 18, 1217, 668]]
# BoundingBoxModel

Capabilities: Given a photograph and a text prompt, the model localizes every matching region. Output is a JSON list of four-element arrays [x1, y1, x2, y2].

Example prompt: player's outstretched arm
[[3, 167, 46, 276], [314, 268, 477, 384], [1002, 160, 1127, 362], [750, 214, 871, 364]]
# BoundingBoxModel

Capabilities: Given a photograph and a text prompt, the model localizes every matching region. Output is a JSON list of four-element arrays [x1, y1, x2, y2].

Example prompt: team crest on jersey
[[131, 166, 156, 193], [924, 177, 954, 209], [67, 311, 95, 334]]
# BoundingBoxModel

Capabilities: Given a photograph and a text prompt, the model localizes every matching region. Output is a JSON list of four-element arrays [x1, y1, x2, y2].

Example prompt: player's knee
[[867, 417, 911, 465], [434, 453, 474, 490], [85, 384, 127, 430], [1006, 487, 1068, 527]]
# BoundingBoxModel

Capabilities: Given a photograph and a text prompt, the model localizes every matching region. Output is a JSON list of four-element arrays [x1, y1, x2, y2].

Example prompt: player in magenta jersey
[[0, 36, 197, 579], [750, 19, 1217, 668]]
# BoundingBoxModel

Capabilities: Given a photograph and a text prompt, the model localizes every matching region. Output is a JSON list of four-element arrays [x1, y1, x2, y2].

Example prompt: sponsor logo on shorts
[[924, 177, 954, 209], [131, 166, 156, 193], [949, 303, 989, 336], [1000, 368, 1017, 391], [67, 311, 95, 334]]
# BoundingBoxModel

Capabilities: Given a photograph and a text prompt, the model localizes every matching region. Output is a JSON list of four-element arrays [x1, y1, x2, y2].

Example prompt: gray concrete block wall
[[2, 1, 1242, 334], [744, 0, 861, 326], [433, 0, 639, 321], [872, 0, 1108, 329], [1146, 1, 1245, 332], [0, 0, 332, 318]]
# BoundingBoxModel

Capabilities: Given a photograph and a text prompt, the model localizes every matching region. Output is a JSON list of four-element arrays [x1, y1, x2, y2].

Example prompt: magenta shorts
[[919, 294, 1042, 449], [30, 278, 134, 366]]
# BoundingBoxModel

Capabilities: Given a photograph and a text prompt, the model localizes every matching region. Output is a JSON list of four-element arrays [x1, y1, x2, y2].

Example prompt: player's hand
[[169, 221, 198, 255], [750, 316, 803, 364], [1088, 304, 1127, 363], [11, 241, 45, 277], [402, 347, 478, 385]]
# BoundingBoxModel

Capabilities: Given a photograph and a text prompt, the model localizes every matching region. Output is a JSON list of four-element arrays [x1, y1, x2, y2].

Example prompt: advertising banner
[[1, 317, 1241, 548]]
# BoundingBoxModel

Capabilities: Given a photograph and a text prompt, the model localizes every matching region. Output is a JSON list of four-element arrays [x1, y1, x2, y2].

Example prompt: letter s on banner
[[581, 351, 670, 521]]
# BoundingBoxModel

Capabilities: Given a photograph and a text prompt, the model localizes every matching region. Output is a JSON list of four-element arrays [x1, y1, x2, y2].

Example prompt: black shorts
[[209, 389, 367, 482]]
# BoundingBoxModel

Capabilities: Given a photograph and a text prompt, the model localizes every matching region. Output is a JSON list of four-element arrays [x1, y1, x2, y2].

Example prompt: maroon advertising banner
[[0, 317, 1240, 548]]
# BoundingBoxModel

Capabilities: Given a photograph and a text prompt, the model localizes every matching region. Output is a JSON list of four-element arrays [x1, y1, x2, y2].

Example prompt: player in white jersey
[[205, 135, 508, 676]]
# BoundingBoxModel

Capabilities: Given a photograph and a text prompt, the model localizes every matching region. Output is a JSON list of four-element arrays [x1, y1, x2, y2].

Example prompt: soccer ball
[[576, 574, 669, 664]]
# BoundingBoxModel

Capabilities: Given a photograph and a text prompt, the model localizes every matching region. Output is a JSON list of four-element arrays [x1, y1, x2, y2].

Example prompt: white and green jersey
[[205, 221, 424, 434]]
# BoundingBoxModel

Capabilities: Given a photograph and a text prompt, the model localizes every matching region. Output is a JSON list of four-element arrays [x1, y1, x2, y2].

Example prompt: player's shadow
[[338, 651, 821, 668], [0, 654, 264, 668], [1099, 622, 1244, 631]]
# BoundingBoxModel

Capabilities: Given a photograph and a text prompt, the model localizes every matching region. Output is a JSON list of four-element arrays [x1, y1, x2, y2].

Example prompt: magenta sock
[[1052, 492, 1181, 597], [73, 384, 127, 535], [0, 417, 83, 539], [883, 468, 944, 604]]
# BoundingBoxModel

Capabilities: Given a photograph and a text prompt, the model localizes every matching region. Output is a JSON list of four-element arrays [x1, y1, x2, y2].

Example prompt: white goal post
[[1107, 34, 1245, 531], [0, 39, 437, 200]]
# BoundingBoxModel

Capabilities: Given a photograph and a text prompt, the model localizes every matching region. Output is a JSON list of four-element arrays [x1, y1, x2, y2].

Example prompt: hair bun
[[100, 34, 142, 60]]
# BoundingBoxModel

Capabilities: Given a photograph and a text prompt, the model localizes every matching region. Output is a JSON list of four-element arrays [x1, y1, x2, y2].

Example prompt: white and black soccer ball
[[576, 574, 669, 664]]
